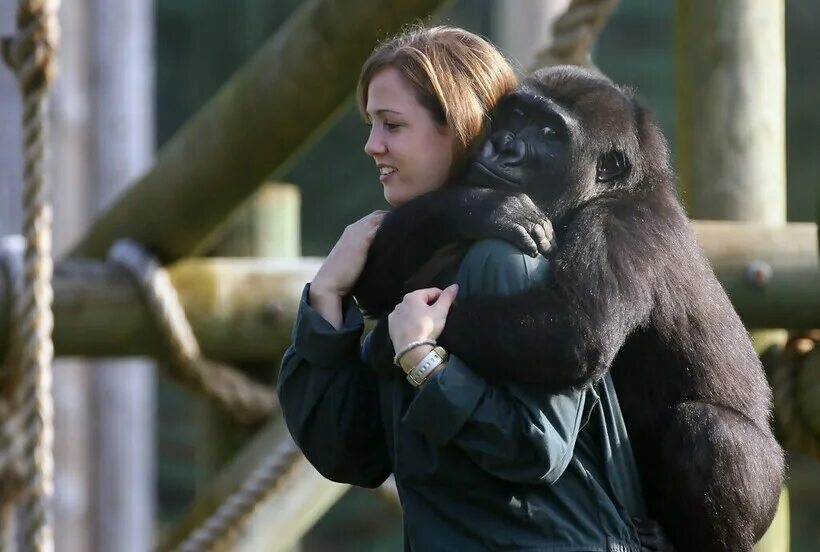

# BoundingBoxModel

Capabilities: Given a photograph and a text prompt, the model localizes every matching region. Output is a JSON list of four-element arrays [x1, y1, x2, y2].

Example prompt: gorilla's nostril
[[501, 140, 527, 167]]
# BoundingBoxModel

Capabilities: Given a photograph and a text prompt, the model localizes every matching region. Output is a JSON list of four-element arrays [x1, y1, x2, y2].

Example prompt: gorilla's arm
[[352, 186, 552, 317], [439, 196, 662, 391]]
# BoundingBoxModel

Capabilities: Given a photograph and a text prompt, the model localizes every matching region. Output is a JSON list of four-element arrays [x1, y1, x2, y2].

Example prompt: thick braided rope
[[530, 0, 620, 69], [771, 331, 820, 460], [107, 240, 277, 424], [174, 439, 302, 552], [1, 1, 60, 549]]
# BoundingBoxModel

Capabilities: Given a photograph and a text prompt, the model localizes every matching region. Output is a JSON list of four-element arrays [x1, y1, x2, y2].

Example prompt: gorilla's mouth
[[468, 161, 522, 190]]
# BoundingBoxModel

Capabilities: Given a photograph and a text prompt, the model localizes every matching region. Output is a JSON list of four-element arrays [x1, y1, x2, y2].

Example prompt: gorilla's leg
[[654, 401, 783, 552]]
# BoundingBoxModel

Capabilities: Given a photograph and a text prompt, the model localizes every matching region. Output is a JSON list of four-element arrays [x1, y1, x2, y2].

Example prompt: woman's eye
[[384, 122, 400, 131]]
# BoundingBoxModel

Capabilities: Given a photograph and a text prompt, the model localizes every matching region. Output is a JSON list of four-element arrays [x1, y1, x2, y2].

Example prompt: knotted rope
[[1, 0, 60, 549], [107, 240, 277, 424], [530, 0, 620, 69], [771, 330, 820, 460]]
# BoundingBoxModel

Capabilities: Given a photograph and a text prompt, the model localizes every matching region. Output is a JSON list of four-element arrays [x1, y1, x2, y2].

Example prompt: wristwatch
[[406, 346, 448, 387]]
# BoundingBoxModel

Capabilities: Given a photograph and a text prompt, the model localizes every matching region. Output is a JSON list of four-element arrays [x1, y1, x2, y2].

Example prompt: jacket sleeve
[[276, 284, 391, 488], [402, 239, 586, 484]]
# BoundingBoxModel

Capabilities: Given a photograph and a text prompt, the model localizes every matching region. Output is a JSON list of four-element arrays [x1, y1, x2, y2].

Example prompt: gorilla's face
[[467, 67, 641, 223]]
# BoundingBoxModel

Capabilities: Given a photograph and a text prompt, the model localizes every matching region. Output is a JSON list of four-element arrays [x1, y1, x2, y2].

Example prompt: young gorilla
[[353, 66, 784, 552]]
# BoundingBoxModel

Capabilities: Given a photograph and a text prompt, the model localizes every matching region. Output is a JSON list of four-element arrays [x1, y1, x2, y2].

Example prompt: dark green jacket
[[278, 239, 646, 551]]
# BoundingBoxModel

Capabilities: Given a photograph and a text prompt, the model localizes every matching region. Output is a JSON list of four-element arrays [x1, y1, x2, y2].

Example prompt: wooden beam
[[0, 256, 322, 362], [70, 0, 451, 263], [1, 223, 818, 363], [696, 221, 819, 329]]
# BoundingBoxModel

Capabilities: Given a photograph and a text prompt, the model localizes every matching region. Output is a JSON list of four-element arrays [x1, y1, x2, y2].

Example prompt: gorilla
[[352, 66, 784, 552]]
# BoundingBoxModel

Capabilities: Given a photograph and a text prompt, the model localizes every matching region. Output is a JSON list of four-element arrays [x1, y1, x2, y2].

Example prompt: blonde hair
[[357, 25, 517, 172]]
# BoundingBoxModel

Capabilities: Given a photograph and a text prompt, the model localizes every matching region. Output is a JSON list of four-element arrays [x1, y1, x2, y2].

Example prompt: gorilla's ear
[[596, 151, 629, 183]]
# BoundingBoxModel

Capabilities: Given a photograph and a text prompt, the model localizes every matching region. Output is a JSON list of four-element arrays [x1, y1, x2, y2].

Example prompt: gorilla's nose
[[495, 139, 526, 168], [484, 133, 526, 167]]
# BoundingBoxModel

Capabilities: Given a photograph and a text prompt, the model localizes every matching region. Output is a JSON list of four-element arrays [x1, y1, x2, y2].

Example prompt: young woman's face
[[364, 67, 455, 207]]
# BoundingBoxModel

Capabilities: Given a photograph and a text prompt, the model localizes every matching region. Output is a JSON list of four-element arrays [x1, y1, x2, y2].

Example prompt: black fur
[[353, 66, 784, 552]]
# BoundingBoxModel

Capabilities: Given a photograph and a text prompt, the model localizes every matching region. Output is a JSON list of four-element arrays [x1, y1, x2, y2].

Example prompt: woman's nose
[[364, 128, 386, 157]]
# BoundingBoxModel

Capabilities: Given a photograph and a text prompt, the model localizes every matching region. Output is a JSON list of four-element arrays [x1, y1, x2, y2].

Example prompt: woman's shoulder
[[456, 239, 550, 296]]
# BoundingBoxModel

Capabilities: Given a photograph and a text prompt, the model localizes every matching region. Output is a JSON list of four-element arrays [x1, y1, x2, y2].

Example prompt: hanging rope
[[530, 0, 620, 70], [1, 0, 60, 549], [173, 439, 302, 552], [107, 240, 277, 424]]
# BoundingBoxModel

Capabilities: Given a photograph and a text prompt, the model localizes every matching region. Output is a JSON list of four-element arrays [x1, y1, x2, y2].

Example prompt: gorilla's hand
[[453, 188, 554, 257], [353, 187, 553, 318]]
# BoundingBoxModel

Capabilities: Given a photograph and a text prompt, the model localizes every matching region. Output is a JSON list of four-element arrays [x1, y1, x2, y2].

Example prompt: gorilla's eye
[[512, 107, 525, 118], [596, 151, 629, 183], [542, 126, 557, 137]]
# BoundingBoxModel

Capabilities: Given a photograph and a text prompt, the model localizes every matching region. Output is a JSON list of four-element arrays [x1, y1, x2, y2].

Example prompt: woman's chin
[[383, 189, 406, 208]]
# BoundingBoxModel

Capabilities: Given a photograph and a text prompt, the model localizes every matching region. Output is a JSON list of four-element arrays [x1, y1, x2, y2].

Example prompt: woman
[[278, 26, 648, 551]]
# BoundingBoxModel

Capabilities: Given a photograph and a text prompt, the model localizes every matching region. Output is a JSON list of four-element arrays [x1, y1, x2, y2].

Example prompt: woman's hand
[[312, 210, 387, 297], [388, 284, 459, 371], [309, 210, 386, 328]]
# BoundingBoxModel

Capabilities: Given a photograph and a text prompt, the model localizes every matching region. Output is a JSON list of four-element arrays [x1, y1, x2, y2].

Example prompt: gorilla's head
[[467, 65, 672, 223]]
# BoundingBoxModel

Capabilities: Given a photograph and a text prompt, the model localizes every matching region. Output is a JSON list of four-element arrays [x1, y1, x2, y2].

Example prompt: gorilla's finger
[[541, 221, 558, 251], [541, 219, 554, 240], [510, 225, 538, 257], [530, 223, 552, 255]]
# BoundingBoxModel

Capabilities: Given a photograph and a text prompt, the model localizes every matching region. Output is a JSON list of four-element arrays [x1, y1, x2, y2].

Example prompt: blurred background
[[0, 0, 817, 550]]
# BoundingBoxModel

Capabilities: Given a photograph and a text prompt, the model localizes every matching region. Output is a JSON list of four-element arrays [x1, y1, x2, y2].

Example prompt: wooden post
[[0, 1, 24, 544], [677, 0, 786, 224], [87, 2, 156, 551], [195, 183, 302, 548], [676, 1, 789, 550], [70, 0, 451, 263], [492, 0, 570, 72], [49, 4, 95, 550], [196, 184, 300, 487], [2, 1, 97, 547], [0, 3, 24, 237]]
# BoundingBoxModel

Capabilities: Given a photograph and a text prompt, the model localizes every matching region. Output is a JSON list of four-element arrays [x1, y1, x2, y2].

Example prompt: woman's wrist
[[310, 276, 345, 298], [308, 283, 344, 330], [398, 344, 435, 373]]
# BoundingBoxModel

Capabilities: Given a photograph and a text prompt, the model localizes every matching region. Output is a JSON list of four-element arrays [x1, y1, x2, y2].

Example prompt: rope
[[771, 330, 820, 460], [1, 0, 60, 549], [107, 240, 277, 424], [173, 439, 302, 552], [530, 0, 620, 70]]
